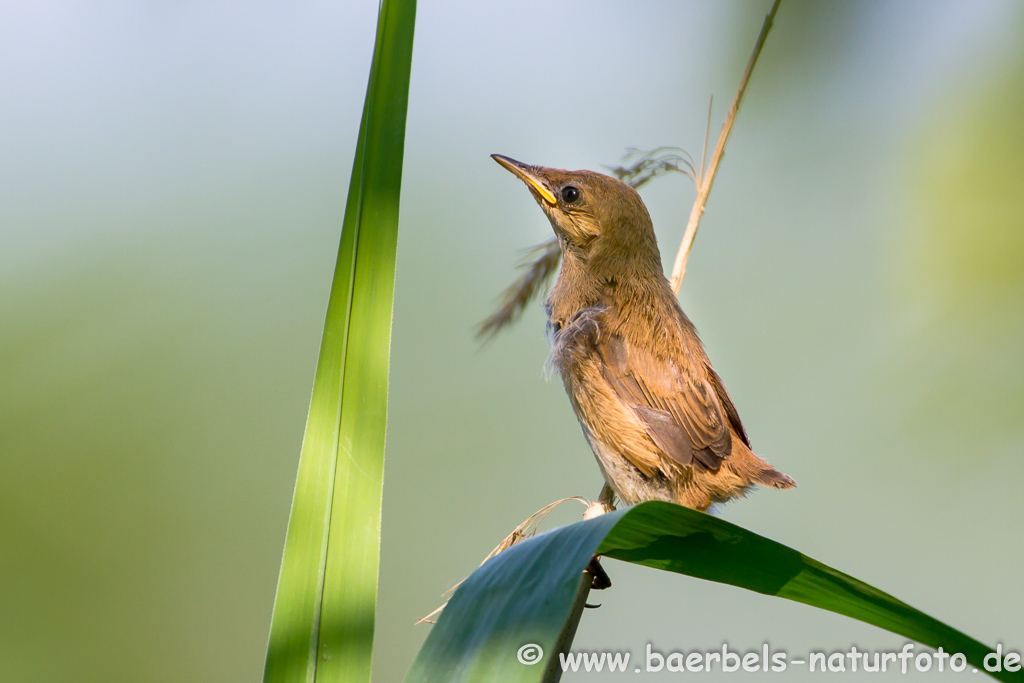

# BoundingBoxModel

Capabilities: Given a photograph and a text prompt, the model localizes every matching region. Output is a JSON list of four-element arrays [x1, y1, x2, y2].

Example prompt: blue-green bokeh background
[[2, 1, 1022, 680]]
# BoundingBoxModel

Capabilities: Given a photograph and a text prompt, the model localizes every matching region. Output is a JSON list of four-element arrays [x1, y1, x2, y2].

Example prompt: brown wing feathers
[[598, 333, 733, 473], [705, 363, 750, 447]]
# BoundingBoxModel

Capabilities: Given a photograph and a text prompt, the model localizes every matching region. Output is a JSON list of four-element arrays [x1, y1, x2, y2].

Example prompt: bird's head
[[491, 154, 663, 279]]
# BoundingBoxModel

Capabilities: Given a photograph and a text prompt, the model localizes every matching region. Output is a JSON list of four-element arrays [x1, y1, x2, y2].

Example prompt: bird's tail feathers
[[755, 467, 796, 489]]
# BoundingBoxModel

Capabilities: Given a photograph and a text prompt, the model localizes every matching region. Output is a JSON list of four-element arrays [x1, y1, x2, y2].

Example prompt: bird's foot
[[586, 556, 612, 590]]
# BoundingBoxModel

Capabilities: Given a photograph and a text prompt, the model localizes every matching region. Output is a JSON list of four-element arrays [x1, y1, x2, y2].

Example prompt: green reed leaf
[[263, 1, 416, 681]]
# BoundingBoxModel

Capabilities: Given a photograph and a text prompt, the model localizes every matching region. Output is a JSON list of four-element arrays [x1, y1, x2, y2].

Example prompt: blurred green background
[[2, 1, 1021, 681]]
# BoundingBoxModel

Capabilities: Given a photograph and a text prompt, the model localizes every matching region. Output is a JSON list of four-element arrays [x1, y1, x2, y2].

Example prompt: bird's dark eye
[[561, 185, 581, 204]]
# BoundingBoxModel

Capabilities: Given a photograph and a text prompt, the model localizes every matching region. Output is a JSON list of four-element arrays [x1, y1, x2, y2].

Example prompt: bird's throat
[[547, 250, 608, 327]]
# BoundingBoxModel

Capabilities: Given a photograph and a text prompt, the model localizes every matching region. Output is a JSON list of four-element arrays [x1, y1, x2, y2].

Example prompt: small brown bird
[[492, 154, 795, 512]]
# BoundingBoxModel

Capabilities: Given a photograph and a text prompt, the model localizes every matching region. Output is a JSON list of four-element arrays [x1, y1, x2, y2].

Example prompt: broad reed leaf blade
[[407, 501, 1019, 682], [263, 1, 416, 681]]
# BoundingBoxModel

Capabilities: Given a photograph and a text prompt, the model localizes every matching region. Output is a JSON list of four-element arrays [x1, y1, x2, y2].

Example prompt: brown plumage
[[492, 154, 795, 511]]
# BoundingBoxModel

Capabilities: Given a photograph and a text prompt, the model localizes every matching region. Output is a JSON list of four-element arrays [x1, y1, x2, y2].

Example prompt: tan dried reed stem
[[417, 497, 590, 624], [669, 0, 781, 294]]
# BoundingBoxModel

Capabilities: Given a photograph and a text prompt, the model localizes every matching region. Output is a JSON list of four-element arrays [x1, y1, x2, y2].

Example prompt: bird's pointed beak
[[491, 154, 557, 206]]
